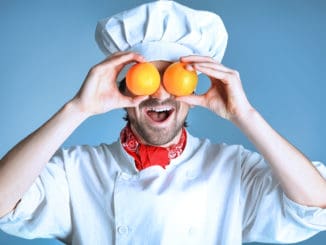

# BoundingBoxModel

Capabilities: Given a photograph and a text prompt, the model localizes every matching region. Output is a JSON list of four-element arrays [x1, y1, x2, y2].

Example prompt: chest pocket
[[113, 167, 209, 245]]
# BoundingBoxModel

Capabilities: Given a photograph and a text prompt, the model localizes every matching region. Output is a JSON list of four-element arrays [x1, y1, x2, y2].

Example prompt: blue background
[[0, 0, 325, 244]]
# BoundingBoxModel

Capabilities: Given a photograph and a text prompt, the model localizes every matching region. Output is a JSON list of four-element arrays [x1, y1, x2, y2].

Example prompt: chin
[[131, 121, 183, 146]]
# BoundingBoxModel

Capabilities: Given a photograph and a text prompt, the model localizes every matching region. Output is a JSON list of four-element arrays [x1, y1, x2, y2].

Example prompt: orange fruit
[[126, 62, 160, 96], [163, 62, 198, 96]]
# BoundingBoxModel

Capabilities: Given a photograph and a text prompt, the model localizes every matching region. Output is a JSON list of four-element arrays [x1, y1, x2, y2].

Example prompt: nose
[[150, 82, 173, 100]]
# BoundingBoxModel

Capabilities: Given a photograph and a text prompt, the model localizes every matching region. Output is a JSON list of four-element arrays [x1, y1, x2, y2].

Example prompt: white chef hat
[[95, 0, 228, 80]]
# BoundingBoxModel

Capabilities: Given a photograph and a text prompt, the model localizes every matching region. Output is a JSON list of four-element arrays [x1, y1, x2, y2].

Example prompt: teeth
[[148, 107, 172, 112]]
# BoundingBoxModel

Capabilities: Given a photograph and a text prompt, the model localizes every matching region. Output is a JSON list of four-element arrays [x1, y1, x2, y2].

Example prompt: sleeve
[[0, 149, 72, 242], [240, 148, 326, 243]]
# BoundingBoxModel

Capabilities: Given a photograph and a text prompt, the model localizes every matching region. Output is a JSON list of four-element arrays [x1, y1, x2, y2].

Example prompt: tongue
[[147, 111, 169, 122]]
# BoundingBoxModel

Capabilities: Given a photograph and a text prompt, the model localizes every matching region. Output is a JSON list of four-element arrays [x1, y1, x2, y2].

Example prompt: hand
[[71, 52, 148, 117], [177, 55, 254, 121]]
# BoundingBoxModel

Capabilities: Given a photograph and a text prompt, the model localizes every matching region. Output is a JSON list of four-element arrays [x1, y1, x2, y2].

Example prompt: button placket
[[114, 172, 135, 243]]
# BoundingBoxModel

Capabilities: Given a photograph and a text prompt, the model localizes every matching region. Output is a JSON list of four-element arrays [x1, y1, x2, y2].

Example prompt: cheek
[[126, 107, 142, 120], [177, 103, 190, 118]]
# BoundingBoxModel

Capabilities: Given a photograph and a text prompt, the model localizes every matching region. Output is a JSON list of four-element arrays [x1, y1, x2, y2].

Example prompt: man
[[0, 1, 325, 244]]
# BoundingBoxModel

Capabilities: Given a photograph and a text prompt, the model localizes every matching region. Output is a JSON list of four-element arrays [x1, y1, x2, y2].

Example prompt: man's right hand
[[71, 51, 149, 117]]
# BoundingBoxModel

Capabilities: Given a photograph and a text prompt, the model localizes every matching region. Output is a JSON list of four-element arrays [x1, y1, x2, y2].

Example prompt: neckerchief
[[120, 124, 187, 171]]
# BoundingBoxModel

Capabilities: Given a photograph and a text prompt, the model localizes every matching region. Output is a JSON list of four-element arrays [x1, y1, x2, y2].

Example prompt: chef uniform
[[1, 1, 326, 244], [1, 131, 326, 244]]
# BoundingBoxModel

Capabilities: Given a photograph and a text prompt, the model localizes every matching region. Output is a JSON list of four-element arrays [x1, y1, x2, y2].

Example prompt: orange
[[126, 62, 160, 96], [163, 62, 198, 96]]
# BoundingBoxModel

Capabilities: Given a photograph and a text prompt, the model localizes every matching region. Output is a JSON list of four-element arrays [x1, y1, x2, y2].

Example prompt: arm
[[0, 52, 147, 217], [179, 55, 326, 208]]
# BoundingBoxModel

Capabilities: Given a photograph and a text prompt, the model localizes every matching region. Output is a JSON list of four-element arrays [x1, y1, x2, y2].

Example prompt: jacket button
[[117, 225, 129, 235], [188, 226, 195, 235]]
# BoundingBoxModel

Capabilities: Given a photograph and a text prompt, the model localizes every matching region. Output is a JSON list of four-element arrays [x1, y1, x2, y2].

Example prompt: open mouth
[[146, 106, 174, 123]]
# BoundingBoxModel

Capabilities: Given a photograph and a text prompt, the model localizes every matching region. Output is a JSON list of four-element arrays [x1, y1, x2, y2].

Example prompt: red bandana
[[120, 125, 187, 171]]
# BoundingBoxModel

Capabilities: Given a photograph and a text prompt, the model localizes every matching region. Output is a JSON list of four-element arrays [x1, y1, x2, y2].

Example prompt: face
[[124, 61, 190, 146]]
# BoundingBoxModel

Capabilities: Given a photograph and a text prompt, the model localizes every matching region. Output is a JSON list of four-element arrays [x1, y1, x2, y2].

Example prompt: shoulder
[[49, 141, 121, 168], [187, 131, 247, 158]]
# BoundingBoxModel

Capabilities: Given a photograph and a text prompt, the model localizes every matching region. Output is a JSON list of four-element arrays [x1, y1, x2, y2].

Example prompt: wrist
[[64, 99, 92, 122], [230, 106, 258, 128]]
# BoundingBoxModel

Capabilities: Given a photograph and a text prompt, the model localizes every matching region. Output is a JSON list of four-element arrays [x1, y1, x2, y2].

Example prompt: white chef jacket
[[0, 132, 326, 244]]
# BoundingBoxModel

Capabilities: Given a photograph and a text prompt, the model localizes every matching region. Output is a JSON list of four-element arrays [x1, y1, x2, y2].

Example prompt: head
[[95, 1, 228, 146], [119, 61, 190, 147], [95, 1, 228, 81]]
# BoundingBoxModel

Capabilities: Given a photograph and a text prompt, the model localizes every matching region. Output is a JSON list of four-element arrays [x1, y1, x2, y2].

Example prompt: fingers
[[176, 94, 204, 107], [178, 55, 248, 118], [181, 55, 228, 71], [103, 51, 145, 66], [77, 51, 149, 114], [91, 51, 146, 77], [180, 55, 239, 84]]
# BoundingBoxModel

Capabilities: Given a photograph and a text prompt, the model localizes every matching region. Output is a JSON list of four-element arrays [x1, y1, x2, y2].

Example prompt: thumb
[[176, 94, 203, 107]]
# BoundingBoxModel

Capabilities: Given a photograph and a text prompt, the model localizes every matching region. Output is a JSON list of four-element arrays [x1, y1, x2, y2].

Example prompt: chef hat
[[95, 0, 228, 80]]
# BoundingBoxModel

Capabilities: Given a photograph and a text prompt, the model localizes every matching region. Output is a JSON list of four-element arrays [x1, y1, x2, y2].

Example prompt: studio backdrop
[[0, 0, 325, 244]]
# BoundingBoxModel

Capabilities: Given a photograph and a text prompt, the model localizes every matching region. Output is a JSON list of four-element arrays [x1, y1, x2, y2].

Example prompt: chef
[[1, 1, 326, 244]]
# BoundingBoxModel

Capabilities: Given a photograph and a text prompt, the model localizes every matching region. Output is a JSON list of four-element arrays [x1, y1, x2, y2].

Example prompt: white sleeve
[[0, 150, 72, 242], [240, 148, 326, 243]]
